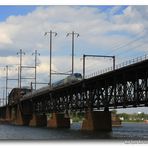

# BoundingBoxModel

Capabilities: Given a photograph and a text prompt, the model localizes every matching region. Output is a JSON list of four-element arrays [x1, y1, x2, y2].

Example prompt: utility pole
[[17, 49, 25, 89], [32, 50, 40, 90], [44, 30, 57, 86], [17, 65, 19, 88], [83, 55, 85, 80], [5, 65, 19, 105], [3, 89, 5, 106], [66, 31, 79, 75], [113, 56, 115, 70], [13, 64, 20, 88], [83, 54, 115, 79], [5, 65, 8, 105]]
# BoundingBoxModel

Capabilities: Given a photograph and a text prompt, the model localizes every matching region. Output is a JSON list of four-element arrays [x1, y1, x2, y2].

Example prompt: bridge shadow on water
[[0, 122, 113, 140]]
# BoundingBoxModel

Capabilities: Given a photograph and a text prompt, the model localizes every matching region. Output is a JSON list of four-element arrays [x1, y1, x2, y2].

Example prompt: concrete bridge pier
[[29, 113, 47, 126], [14, 105, 31, 125], [5, 106, 12, 121], [82, 110, 112, 131], [0, 106, 7, 123], [11, 107, 16, 123], [14, 105, 24, 125], [47, 112, 70, 128]]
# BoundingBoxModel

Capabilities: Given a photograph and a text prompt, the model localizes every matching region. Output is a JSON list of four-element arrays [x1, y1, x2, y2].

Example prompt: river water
[[0, 122, 148, 141]]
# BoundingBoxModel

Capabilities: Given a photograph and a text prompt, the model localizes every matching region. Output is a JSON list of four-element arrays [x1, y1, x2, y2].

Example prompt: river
[[0, 122, 148, 142]]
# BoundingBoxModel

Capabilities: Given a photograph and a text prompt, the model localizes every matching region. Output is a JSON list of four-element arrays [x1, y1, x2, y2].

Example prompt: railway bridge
[[0, 56, 148, 131]]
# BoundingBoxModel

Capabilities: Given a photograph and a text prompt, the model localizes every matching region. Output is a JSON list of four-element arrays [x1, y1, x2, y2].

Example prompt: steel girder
[[23, 59, 148, 113]]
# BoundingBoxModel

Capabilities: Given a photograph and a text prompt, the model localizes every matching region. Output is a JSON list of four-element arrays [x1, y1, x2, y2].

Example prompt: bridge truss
[[25, 59, 148, 114]]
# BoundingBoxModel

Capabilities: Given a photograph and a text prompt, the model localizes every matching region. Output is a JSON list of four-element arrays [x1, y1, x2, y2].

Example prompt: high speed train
[[22, 73, 82, 100], [52, 73, 82, 88], [8, 73, 82, 104], [23, 73, 82, 97]]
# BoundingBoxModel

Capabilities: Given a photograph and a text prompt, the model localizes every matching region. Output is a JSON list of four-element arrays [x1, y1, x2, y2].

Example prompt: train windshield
[[73, 73, 82, 78]]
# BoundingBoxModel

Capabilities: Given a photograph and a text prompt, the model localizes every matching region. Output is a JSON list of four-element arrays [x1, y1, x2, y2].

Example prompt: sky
[[0, 5, 148, 113]]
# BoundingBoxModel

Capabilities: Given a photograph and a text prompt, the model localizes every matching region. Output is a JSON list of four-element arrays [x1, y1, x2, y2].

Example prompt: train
[[8, 73, 82, 104], [52, 73, 82, 88]]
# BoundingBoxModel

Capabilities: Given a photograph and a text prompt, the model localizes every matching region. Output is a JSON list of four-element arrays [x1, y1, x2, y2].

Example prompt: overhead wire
[[85, 30, 147, 77], [107, 33, 145, 55], [84, 30, 146, 75], [116, 41, 148, 60]]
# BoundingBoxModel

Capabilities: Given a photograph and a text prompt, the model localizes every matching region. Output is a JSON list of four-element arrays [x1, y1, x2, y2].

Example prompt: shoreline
[[122, 121, 147, 123]]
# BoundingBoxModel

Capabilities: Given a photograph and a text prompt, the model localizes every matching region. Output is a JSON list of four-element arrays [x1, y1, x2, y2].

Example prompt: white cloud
[[0, 6, 147, 51], [0, 6, 148, 91]]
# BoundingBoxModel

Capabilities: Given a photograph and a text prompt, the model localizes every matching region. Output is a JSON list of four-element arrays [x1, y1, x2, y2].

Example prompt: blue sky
[[0, 6, 36, 21], [0, 6, 148, 113], [0, 6, 128, 21]]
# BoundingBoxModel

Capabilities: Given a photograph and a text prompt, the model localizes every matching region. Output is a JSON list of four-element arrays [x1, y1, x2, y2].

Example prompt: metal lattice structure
[[18, 58, 148, 114]]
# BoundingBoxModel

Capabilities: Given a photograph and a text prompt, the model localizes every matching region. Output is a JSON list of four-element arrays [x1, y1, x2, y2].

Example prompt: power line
[[116, 42, 148, 59], [108, 35, 145, 55], [106, 30, 146, 55]]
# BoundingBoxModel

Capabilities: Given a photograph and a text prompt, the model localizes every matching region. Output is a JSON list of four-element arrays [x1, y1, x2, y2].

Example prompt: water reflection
[[0, 122, 148, 140]]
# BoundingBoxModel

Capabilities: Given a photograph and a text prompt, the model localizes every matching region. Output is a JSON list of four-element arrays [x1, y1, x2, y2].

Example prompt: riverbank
[[122, 121, 147, 123]]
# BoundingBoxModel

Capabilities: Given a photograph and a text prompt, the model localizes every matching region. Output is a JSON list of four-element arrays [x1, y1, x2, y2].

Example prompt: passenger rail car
[[22, 85, 51, 100], [52, 73, 82, 88], [8, 73, 82, 103]]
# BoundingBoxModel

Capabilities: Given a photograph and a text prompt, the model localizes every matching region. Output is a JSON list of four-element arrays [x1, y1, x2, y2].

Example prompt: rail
[[85, 54, 148, 79]]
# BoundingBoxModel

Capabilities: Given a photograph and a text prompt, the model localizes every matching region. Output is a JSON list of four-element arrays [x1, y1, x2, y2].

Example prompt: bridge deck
[[4, 58, 148, 113]]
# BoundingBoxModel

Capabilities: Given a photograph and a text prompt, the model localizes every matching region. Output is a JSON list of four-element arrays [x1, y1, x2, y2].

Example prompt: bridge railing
[[86, 54, 148, 79]]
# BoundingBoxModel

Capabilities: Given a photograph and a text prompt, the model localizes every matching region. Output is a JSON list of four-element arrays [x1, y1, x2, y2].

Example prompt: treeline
[[70, 110, 148, 122], [112, 110, 148, 122]]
